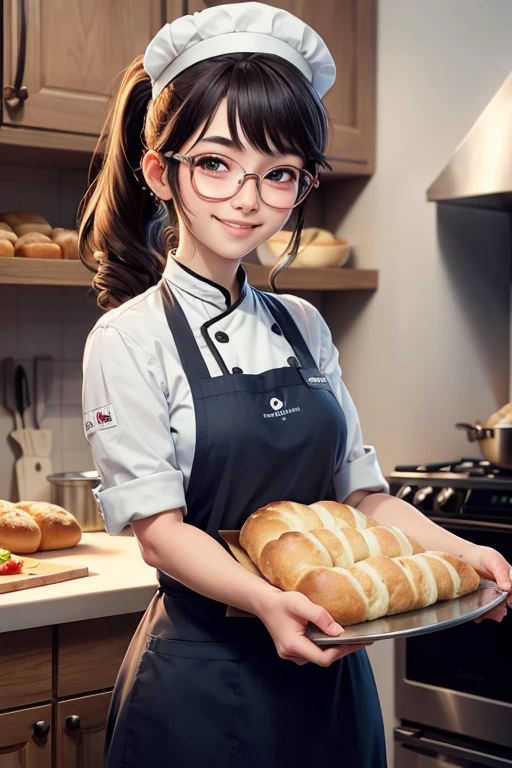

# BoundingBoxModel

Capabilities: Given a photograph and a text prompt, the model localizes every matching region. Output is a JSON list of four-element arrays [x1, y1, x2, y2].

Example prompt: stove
[[389, 458, 512, 768]]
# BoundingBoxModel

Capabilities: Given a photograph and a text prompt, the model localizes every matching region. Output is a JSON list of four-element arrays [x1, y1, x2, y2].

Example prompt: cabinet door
[[55, 692, 112, 768], [2, 0, 163, 135], [186, 0, 376, 174], [0, 704, 52, 768], [0, 626, 52, 712]]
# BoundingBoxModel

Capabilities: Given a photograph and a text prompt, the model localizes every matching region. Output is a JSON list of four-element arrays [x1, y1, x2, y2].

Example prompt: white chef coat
[[82, 255, 388, 535]]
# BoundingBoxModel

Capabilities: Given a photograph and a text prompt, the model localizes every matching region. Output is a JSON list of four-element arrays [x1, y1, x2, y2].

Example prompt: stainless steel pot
[[47, 471, 104, 532], [455, 422, 512, 469]]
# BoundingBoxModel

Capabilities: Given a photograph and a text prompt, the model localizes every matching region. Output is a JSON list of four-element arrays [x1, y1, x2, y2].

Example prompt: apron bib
[[104, 282, 387, 768]]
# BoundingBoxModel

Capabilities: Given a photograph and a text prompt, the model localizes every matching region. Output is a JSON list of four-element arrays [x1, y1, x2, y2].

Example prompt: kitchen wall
[[322, 1, 512, 763], [0, 165, 99, 499]]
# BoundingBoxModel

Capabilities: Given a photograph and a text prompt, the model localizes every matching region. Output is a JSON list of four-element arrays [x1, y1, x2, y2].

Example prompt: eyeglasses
[[162, 151, 319, 209]]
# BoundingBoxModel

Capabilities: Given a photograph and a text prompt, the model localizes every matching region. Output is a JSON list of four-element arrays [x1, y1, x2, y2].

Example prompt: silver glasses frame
[[162, 150, 319, 209]]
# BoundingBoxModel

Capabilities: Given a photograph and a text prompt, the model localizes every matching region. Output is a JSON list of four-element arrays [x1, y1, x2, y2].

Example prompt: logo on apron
[[263, 396, 301, 421]]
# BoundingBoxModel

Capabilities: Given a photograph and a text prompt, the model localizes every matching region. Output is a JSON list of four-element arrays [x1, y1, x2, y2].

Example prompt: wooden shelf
[[0, 258, 378, 291]]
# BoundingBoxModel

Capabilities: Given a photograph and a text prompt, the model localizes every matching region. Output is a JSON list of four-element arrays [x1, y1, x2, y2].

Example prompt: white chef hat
[[143, 2, 335, 101]]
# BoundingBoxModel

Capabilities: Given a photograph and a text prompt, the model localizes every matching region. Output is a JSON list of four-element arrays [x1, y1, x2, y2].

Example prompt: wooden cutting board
[[0, 556, 88, 594]]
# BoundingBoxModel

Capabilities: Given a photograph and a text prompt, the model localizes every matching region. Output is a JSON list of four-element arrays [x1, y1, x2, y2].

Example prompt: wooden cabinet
[[186, 0, 376, 175], [2, 0, 163, 135], [0, 612, 144, 768], [0, 704, 52, 768], [55, 692, 112, 768], [0, 626, 52, 711]]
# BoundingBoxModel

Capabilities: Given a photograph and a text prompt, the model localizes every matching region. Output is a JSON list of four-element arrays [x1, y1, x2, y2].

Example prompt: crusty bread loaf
[[0, 501, 41, 553], [0, 238, 14, 258], [14, 232, 62, 260], [1, 211, 50, 229], [240, 500, 480, 625], [239, 500, 379, 572], [50, 228, 79, 260], [15, 501, 81, 550], [0, 225, 17, 243], [295, 552, 480, 625]]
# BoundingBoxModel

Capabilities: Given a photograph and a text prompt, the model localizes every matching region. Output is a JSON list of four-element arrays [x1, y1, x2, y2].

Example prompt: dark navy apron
[[104, 278, 387, 768]]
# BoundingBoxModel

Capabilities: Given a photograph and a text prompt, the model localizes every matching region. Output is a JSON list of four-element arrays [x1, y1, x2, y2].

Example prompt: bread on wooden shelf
[[239, 500, 480, 625], [14, 232, 62, 260], [50, 228, 80, 260]]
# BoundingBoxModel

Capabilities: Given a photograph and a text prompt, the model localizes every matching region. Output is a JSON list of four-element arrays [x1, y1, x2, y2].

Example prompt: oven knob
[[395, 485, 417, 504], [412, 486, 435, 512], [434, 487, 464, 515]]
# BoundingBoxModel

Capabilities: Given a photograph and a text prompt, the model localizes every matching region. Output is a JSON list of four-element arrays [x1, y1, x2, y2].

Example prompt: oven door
[[394, 727, 512, 768], [395, 520, 512, 749]]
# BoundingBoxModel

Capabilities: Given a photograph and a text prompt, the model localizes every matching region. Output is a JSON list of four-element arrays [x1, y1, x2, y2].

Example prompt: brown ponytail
[[78, 56, 171, 311]]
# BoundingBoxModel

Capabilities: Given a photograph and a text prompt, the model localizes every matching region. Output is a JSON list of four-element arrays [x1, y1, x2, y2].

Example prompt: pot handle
[[455, 422, 489, 442]]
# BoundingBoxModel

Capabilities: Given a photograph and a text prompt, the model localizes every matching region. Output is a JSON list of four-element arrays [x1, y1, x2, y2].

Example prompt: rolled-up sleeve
[[314, 309, 389, 502], [82, 325, 186, 534]]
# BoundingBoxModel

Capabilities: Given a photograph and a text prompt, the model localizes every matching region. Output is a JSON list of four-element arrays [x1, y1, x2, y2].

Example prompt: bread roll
[[295, 552, 480, 625], [0, 239, 14, 258], [50, 228, 79, 260], [240, 500, 480, 625], [0, 501, 41, 553], [14, 232, 62, 260], [14, 222, 53, 237], [0, 225, 17, 242], [239, 500, 378, 571], [15, 501, 82, 550], [1, 211, 51, 228]]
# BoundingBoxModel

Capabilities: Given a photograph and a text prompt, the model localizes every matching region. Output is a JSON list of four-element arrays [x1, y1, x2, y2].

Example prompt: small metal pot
[[47, 471, 104, 532], [455, 422, 512, 470]]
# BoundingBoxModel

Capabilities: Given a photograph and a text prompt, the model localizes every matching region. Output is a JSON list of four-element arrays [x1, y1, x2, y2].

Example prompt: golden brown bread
[[240, 500, 480, 625], [0, 501, 41, 553], [14, 232, 62, 260], [1, 211, 51, 229], [0, 226, 17, 243], [294, 552, 480, 625], [15, 501, 82, 550], [239, 500, 379, 571], [50, 228, 79, 260], [0, 239, 14, 258]]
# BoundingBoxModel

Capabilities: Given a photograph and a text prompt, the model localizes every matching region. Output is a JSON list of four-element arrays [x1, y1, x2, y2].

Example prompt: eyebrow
[[197, 135, 235, 148]]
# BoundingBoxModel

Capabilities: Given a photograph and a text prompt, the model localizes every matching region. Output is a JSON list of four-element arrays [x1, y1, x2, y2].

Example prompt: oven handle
[[395, 727, 512, 766], [429, 516, 512, 533]]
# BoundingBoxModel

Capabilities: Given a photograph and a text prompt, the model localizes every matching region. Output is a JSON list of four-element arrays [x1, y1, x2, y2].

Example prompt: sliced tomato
[[0, 556, 24, 575]]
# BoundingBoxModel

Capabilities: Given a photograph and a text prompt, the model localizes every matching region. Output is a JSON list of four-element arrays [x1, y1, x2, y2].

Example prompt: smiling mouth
[[214, 217, 260, 230]]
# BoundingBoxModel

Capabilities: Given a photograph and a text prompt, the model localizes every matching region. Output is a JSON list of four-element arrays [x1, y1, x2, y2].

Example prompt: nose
[[231, 174, 260, 212]]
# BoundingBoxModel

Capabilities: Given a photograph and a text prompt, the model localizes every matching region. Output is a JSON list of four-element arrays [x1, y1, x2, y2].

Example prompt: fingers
[[281, 636, 373, 667], [289, 593, 343, 637]]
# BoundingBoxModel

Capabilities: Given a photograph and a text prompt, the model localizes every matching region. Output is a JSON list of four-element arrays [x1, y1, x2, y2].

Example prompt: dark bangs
[[160, 53, 330, 172]]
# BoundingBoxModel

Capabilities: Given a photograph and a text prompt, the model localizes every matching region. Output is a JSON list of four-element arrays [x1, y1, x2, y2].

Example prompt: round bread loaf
[[14, 232, 62, 260], [16, 501, 82, 550], [0, 501, 41, 553], [0, 239, 14, 258]]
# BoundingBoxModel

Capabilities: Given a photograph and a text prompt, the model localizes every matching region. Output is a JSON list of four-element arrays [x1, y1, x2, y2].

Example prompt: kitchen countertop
[[0, 531, 158, 634]]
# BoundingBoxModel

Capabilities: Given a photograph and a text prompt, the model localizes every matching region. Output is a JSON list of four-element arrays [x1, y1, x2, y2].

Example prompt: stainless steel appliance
[[389, 459, 512, 767], [47, 471, 104, 532]]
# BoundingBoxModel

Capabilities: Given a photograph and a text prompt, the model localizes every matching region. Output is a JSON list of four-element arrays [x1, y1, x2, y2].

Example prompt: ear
[[141, 150, 173, 201]]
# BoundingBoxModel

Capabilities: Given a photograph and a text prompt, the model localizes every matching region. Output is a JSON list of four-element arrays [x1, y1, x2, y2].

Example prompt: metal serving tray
[[306, 579, 509, 646]]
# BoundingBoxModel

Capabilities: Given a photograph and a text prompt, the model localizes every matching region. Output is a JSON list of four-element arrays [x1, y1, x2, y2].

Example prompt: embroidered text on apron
[[104, 279, 387, 768]]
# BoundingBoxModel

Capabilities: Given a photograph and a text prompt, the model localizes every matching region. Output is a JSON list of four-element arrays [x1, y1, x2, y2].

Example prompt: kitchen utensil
[[305, 579, 507, 645], [33, 356, 54, 429], [47, 471, 104, 532], [2, 357, 22, 431], [455, 422, 512, 469]]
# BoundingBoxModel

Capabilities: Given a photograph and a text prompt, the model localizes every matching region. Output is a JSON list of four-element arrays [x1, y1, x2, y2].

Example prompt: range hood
[[427, 71, 512, 211]]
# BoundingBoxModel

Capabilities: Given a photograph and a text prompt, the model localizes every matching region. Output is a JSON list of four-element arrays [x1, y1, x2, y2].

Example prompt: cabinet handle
[[65, 715, 82, 732], [3, 0, 29, 107], [33, 720, 51, 738]]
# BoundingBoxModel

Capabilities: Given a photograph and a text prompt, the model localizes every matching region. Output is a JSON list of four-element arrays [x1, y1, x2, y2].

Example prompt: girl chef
[[80, 4, 512, 767]]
